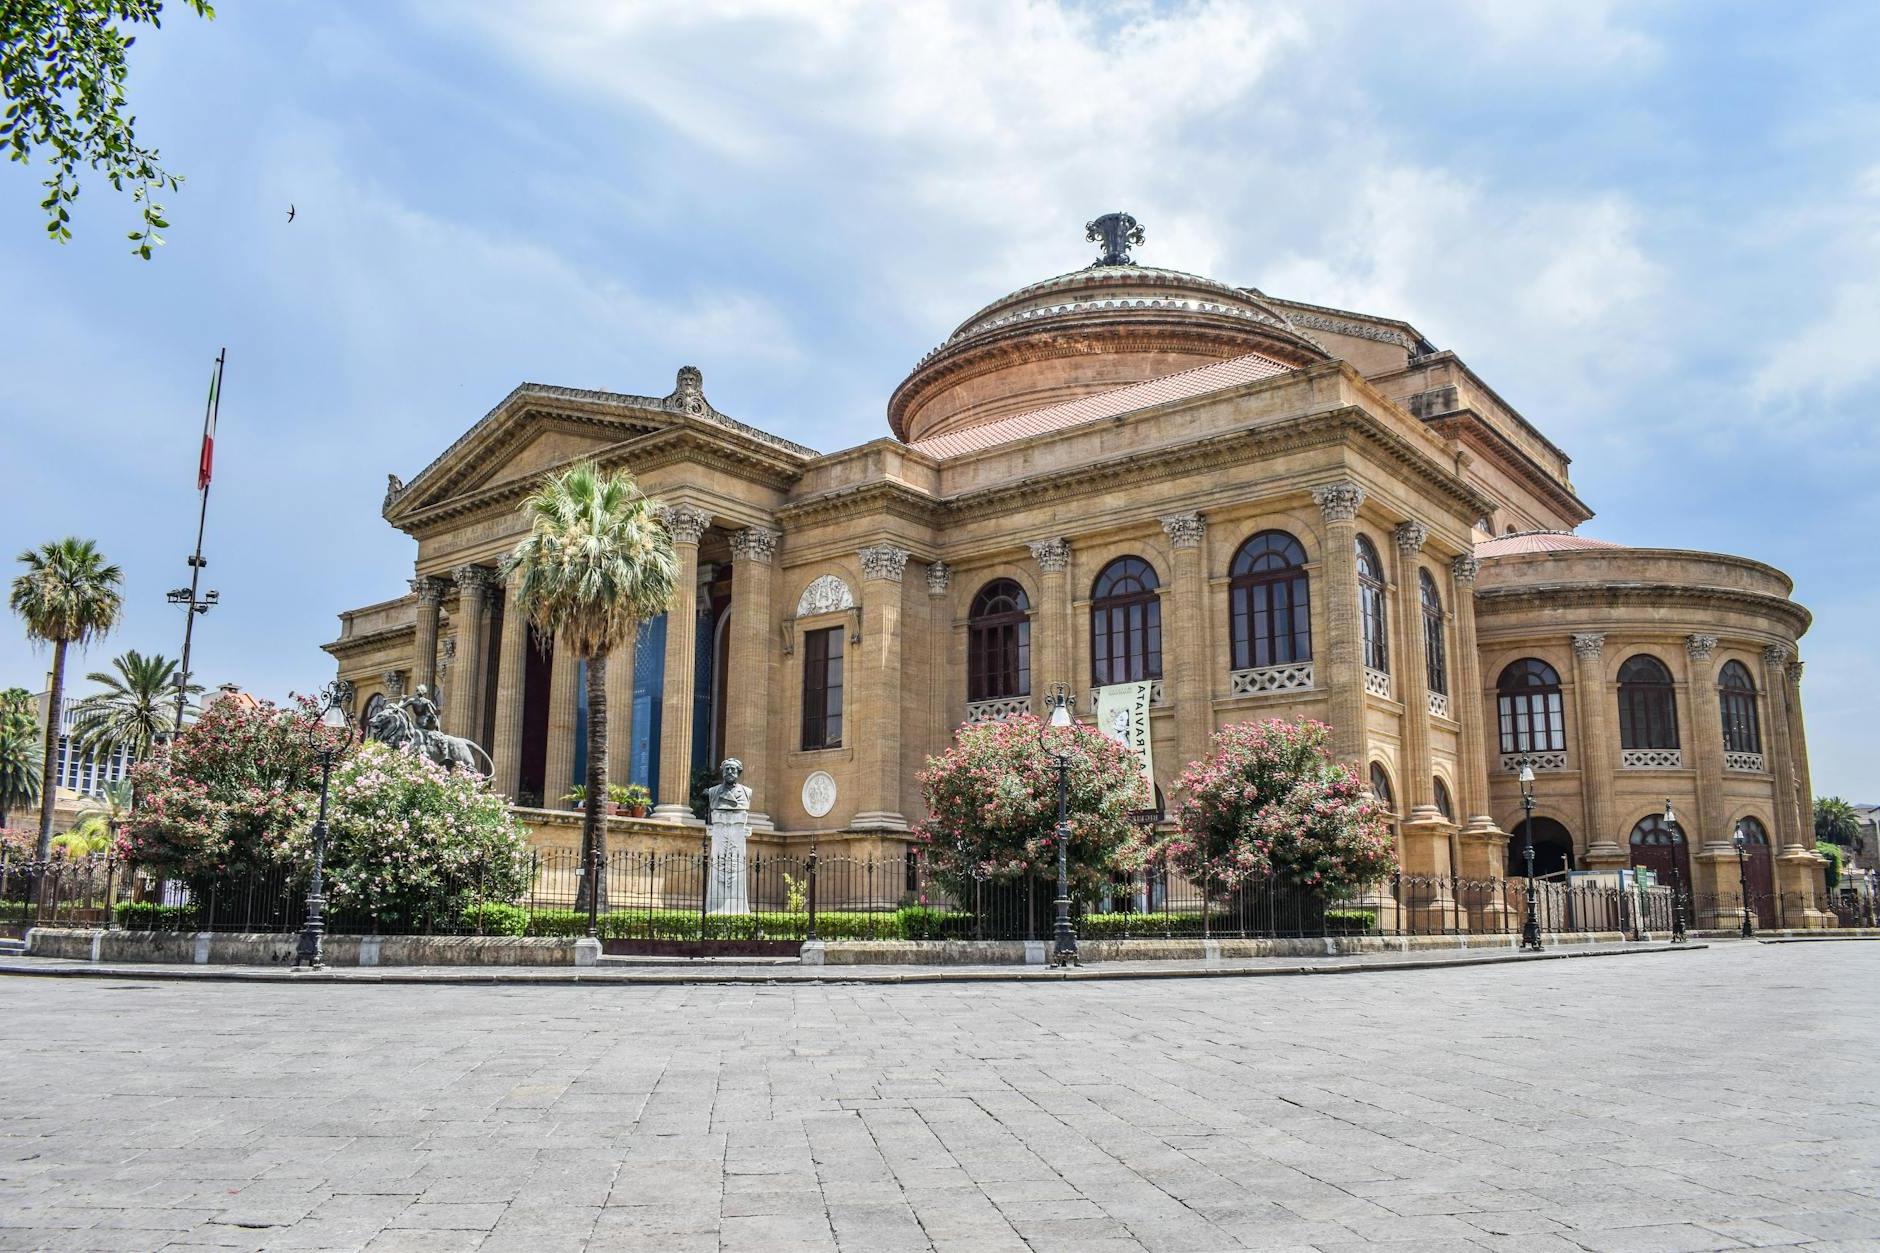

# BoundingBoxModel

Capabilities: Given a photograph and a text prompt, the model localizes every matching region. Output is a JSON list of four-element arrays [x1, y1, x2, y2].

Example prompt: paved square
[[1, 943, 1875, 1252]]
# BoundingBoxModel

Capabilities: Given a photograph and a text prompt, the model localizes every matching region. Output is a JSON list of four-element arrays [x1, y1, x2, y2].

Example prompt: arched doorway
[[1506, 817, 1574, 879], [1735, 817, 1777, 927], [1628, 814, 1691, 894]]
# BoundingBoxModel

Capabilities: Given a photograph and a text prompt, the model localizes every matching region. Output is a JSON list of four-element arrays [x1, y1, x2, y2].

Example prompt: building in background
[[327, 215, 1832, 928]]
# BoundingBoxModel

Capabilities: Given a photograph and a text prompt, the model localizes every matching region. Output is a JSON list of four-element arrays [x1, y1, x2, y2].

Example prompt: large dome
[[888, 225, 1329, 444]]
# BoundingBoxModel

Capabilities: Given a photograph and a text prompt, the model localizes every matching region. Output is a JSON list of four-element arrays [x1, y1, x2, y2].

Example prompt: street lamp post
[[1662, 798, 1688, 944], [1516, 759, 1542, 951], [294, 681, 357, 972], [1733, 822, 1754, 940], [1040, 683, 1078, 968]]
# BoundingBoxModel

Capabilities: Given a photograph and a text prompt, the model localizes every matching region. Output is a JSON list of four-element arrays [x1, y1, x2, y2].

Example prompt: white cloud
[[1753, 163, 1880, 411]]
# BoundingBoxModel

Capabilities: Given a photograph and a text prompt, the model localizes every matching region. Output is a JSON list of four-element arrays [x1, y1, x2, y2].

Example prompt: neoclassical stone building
[[326, 217, 1826, 925]]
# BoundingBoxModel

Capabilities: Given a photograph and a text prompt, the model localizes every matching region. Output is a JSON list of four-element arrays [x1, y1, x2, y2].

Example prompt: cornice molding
[[1476, 581, 1812, 638], [1423, 410, 1591, 525]]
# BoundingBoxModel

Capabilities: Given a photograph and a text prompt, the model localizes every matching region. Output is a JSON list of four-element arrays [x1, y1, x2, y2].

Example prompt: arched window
[[1368, 763, 1395, 814], [1629, 814, 1676, 846], [1357, 535, 1388, 673], [1228, 531, 1310, 670], [1419, 569, 1447, 696], [967, 579, 1030, 702], [1720, 661, 1761, 754], [1433, 776, 1454, 820], [1617, 654, 1678, 749], [1090, 557, 1161, 686], [1736, 816, 1769, 845], [1497, 658, 1565, 755], [363, 693, 387, 727]]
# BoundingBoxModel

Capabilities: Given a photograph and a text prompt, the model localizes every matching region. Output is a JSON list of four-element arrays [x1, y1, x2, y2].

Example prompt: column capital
[[926, 561, 951, 597], [1392, 520, 1429, 554], [657, 504, 712, 546], [452, 564, 496, 599], [1571, 632, 1605, 660], [1027, 537, 1071, 573], [1311, 481, 1365, 523], [728, 525, 780, 564], [410, 574, 450, 606], [1159, 512, 1205, 549], [1449, 553, 1479, 584], [859, 543, 911, 582], [381, 670, 405, 698], [1787, 659, 1805, 684], [1685, 633, 1718, 661], [1762, 642, 1793, 667]]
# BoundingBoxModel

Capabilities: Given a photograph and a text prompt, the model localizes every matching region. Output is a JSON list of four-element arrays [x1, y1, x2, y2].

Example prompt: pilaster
[[1449, 555, 1500, 840], [853, 543, 910, 831], [927, 559, 954, 767], [1684, 634, 1726, 851], [1392, 522, 1436, 818], [446, 565, 495, 742], [1160, 511, 1209, 771], [1028, 538, 1072, 701], [727, 526, 779, 830], [1571, 632, 1621, 864], [652, 504, 711, 823], [1311, 482, 1365, 766]]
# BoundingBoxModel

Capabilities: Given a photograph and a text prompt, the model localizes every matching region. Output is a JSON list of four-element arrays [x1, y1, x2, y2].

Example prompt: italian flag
[[197, 354, 223, 490]]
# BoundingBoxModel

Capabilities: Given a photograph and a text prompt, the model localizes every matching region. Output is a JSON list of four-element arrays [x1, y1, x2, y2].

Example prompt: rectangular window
[[801, 626, 843, 750]]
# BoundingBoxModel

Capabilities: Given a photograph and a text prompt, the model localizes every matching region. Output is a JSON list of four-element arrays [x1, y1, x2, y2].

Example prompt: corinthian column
[[1450, 555, 1497, 836], [853, 543, 911, 830], [446, 565, 495, 742], [543, 634, 579, 806], [1028, 538, 1072, 706], [1784, 658, 1814, 841], [1312, 482, 1365, 766], [1572, 632, 1621, 863], [491, 570, 530, 799], [1392, 522, 1436, 818], [652, 504, 711, 822], [927, 559, 953, 767], [410, 574, 448, 697], [1684, 634, 1726, 851], [727, 526, 779, 829], [1159, 512, 1209, 771]]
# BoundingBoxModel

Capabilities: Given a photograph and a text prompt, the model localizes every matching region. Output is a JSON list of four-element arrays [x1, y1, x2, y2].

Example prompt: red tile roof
[[1477, 531, 1622, 558], [907, 350, 1295, 459]]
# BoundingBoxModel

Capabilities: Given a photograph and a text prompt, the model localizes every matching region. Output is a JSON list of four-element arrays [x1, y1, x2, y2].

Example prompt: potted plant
[[559, 784, 588, 812], [609, 782, 651, 819]]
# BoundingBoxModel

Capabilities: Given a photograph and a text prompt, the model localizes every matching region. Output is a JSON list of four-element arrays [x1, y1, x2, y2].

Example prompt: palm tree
[[504, 462, 677, 916], [69, 650, 201, 765], [9, 539, 123, 863], [1815, 796, 1860, 848], [60, 779, 132, 858], [0, 692, 42, 832]]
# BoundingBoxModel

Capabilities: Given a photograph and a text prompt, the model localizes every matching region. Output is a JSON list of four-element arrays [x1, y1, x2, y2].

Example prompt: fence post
[[103, 857, 116, 929], [1202, 864, 1211, 941], [698, 829, 711, 943], [806, 840, 818, 941]]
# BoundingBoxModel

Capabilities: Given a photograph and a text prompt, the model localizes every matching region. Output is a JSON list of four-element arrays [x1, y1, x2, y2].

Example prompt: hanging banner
[[1095, 681, 1156, 805]]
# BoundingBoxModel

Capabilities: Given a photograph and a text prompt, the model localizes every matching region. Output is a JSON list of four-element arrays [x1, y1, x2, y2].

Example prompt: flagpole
[[171, 348, 224, 735]]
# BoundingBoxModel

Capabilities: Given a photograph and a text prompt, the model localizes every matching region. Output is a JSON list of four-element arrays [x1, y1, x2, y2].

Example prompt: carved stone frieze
[[796, 575, 854, 617], [1159, 512, 1205, 549], [859, 544, 911, 582], [1028, 537, 1071, 572], [1311, 481, 1364, 523]]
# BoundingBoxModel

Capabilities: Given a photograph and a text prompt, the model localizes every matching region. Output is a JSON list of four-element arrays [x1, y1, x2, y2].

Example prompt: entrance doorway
[[1506, 817, 1574, 878], [1736, 816, 1777, 927], [1628, 814, 1691, 895]]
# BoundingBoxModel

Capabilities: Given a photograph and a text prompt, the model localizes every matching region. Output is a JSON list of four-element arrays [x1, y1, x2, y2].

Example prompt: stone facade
[[325, 223, 1828, 925]]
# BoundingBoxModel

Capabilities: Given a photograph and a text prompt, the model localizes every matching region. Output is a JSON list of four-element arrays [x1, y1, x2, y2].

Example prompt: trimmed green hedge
[[114, 901, 198, 931], [459, 904, 968, 941]]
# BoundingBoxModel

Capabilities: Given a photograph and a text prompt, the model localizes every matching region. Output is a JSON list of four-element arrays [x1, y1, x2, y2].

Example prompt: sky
[[1, 0, 1876, 800]]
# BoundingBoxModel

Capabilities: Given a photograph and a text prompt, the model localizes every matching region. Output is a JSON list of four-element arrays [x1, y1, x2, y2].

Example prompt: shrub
[[460, 902, 528, 936], [496, 906, 963, 942], [1817, 842, 1844, 892], [914, 713, 1148, 901], [121, 695, 341, 891], [280, 743, 530, 934], [114, 900, 197, 931], [1324, 908, 1376, 934], [1162, 719, 1395, 897]]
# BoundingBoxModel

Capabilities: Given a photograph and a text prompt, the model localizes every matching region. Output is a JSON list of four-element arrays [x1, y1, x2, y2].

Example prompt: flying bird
[[286, 204, 296, 222]]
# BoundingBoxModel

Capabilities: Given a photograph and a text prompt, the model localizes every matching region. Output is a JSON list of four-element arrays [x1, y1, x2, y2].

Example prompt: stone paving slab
[[0, 941, 1701, 985], [0, 942, 1873, 1252]]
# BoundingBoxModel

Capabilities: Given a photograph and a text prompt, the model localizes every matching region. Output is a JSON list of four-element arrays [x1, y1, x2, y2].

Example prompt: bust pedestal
[[705, 809, 750, 915]]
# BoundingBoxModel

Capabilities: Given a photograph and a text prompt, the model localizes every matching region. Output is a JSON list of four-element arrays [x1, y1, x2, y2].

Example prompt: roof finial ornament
[[1085, 212, 1144, 267]]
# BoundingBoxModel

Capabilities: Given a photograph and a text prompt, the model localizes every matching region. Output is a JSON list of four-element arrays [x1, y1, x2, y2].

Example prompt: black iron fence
[[0, 848, 1728, 943]]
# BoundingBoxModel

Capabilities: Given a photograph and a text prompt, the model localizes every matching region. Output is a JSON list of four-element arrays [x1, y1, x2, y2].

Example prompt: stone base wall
[[813, 931, 1637, 965], [25, 929, 585, 966]]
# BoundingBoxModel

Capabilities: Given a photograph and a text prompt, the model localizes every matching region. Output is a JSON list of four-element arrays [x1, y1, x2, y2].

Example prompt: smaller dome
[[1477, 530, 1623, 558]]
